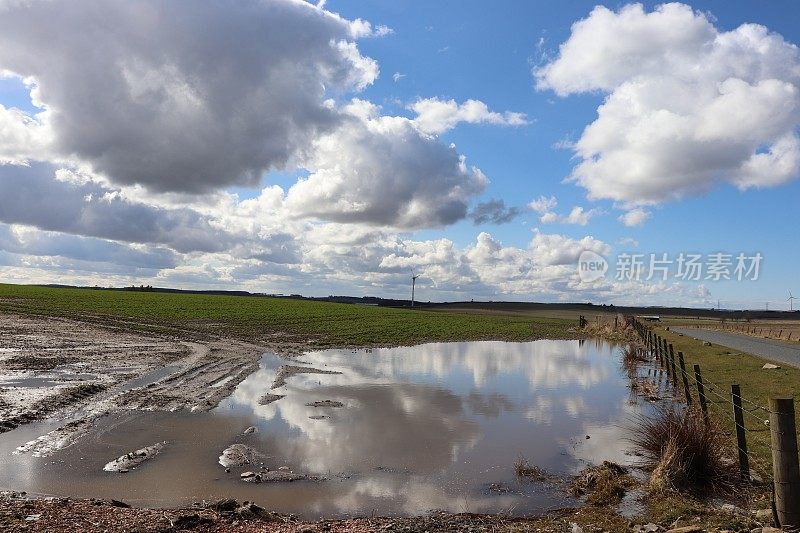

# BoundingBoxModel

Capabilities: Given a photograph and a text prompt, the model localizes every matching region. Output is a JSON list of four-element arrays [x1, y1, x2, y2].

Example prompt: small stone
[[762, 363, 780, 369], [666, 527, 702, 533], [240, 471, 255, 479], [754, 508, 772, 521], [243, 426, 257, 435], [719, 503, 745, 514], [208, 498, 238, 513], [703, 341, 712, 346]]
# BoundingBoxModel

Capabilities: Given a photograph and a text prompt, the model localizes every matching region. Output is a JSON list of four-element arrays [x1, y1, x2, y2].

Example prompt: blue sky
[[337, 0, 800, 309], [0, 0, 798, 308]]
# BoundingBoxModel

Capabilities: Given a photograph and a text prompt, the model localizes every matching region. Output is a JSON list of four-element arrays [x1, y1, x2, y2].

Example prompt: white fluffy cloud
[[618, 208, 650, 227], [528, 196, 558, 214], [536, 2, 800, 205], [0, 0, 377, 193], [285, 101, 487, 229], [0, 103, 51, 164], [539, 206, 602, 226], [410, 98, 528, 135], [0, 1, 494, 231]]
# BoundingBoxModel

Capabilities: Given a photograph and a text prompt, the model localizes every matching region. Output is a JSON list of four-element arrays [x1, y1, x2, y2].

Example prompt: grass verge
[[650, 323, 800, 477]]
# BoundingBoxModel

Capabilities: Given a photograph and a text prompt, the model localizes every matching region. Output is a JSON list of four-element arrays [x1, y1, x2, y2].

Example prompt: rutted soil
[[0, 312, 266, 454]]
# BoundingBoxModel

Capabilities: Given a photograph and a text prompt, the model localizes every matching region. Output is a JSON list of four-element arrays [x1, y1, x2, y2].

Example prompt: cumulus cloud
[[529, 231, 610, 267], [538, 206, 602, 226], [618, 237, 639, 247], [410, 98, 529, 135], [0, 224, 177, 270], [0, 0, 378, 193], [535, 2, 800, 205], [0, 103, 52, 164], [0, 163, 232, 253], [618, 208, 650, 227], [468, 199, 520, 225], [528, 195, 558, 214], [284, 101, 487, 229]]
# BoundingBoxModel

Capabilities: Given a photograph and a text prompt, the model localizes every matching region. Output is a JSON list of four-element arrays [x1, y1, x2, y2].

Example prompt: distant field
[[0, 284, 581, 348]]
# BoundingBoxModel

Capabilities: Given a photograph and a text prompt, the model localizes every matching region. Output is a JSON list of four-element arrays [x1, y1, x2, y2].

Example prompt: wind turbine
[[411, 270, 420, 307], [789, 290, 798, 312]]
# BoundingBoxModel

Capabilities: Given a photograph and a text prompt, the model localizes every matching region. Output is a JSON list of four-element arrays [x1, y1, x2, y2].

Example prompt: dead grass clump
[[584, 322, 638, 343], [569, 461, 636, 505], [514, 456, 547, 481], [621, 343, 647, 369], [630, 407, 739, 495]]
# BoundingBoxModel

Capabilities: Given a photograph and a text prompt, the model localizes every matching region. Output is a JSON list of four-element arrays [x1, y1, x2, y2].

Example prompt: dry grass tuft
[[513, 456, 547, 481], [630, 407, 740, 495], [569, 461, 636, 506], [621, 343, 648, 369]]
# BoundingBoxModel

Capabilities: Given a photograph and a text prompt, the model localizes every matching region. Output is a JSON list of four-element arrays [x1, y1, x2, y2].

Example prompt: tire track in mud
[[112, 341, 264, 412], [1, 313, 269, 456], [0, 383, 107, 434]]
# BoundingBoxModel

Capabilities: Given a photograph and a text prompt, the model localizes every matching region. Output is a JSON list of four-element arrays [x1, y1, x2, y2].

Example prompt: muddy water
[[0, 339, 655, 517]]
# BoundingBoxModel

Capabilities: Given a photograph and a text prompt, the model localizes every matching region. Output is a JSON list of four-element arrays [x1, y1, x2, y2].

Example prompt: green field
[[0, 284, 580, 348]]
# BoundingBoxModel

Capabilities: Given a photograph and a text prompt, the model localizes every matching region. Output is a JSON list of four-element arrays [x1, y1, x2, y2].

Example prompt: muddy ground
[[0, 312, 265, 454], [0, 312, 774, 532], [0, 492, 628, 532]]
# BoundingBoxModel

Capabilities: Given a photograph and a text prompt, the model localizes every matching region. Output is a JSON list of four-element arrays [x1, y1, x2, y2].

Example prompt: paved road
[[671, 327, 800, 369]]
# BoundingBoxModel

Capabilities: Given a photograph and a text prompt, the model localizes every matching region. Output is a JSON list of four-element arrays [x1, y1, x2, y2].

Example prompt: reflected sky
[[0, 339, 656, 517]]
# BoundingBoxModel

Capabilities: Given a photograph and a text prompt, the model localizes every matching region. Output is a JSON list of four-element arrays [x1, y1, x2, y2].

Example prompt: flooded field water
[[0, 339, 657, 518]]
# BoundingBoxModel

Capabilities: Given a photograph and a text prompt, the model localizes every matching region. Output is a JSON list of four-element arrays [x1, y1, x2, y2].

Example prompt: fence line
[[624, 317, 800, 518]]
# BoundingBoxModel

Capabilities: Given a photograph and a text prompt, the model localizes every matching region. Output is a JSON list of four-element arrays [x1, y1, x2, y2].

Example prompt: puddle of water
[[0, 371, 99, 388], [114, 365, 181, 392], [0, 339, 658, 518]]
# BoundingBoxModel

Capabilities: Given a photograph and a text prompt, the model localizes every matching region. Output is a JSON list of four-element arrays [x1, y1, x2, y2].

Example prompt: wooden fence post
[[668, 344, 678, 385], [678, 351, 691, 404], [731, 384, 750, 481], [770, 397, 800, 528], [693, 364, 707, 416]]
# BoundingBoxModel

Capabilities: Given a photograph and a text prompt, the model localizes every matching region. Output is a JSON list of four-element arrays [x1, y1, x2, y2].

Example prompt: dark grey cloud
[[0, 223, 177, 270], [0, 0, 375, 193], [0, 163, 231, 253], [468, 199, 520, 225]]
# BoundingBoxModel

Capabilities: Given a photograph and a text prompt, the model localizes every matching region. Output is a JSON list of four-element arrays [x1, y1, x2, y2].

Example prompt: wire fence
[[627, 318, 794, 487], [580, 313, 800, 527]]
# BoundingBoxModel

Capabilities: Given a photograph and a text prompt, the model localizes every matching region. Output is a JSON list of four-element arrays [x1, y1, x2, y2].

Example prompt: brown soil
[[0, 493, 629, 532]]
